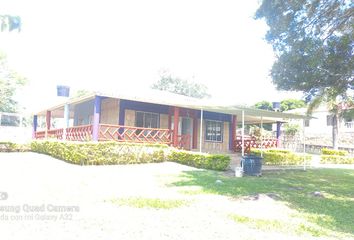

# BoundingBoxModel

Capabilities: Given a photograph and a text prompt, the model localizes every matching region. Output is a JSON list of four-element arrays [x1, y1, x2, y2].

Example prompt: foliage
[[321, 148, 348, 156], [250, 148, 311, 165], [0, 15, 21, 32], [73, 89, 94, 98], [171, 169, 354, 236], [283, 123, 300, 137], [280, 99, 306, 112], [253, 101, 273, 111], [0, 52, 26, 112], [151, 71, 211, 99], [255, 0, 353, 98], [320, 155, 354, 164], [0, 142, 29, 152], [256, 0, 354, 149], [168, 150, 231, 171], [30, 141, 168, 165], [111, 197, 189, 209], [30, 140, 230, 170]]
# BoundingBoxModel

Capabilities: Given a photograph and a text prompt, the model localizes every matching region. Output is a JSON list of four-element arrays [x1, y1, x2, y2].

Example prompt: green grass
[[110, 197, 189, 209], [169, 169, 354, 237], [229, 214, 325, 237]]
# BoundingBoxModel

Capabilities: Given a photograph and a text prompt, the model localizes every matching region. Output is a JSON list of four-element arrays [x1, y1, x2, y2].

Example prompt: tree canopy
[[255, 0, 353, 101], [151, 72, 211, 99], [253, 99, 306, 112], [0, 52, 26, 113]]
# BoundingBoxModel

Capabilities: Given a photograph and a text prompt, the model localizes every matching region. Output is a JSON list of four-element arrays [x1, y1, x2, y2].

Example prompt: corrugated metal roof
[[35, 89, 309, 123]]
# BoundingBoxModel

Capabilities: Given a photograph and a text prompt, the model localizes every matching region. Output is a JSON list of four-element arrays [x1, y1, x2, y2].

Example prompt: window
[[135, 111, 160, 129], [326, 115, 333, 126], [205, 120, 223, 142]]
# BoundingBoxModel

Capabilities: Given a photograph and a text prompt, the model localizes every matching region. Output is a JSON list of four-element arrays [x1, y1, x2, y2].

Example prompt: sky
[[0, 0, 303, 113]]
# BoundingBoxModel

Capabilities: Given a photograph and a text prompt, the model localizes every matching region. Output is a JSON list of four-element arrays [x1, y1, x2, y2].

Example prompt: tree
[[256, 0, 354, 149], [253, 101, 273, 111], [151, 72, 211, 99], [280, 99, 306, 112], [0, 15, 21, 32], [0, 52, 26, 113]]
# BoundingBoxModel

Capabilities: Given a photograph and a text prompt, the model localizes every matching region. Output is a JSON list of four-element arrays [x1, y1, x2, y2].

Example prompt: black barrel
[[241, 155, 263, 176]]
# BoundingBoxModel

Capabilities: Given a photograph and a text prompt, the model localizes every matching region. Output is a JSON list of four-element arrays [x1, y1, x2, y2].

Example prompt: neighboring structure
[[0, 112, 32, 142], [287, 106, 354, 134], [33, 90, 307, 154]]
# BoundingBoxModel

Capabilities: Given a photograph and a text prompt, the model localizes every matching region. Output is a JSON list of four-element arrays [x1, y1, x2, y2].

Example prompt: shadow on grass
[[170, 169, 354, 235]]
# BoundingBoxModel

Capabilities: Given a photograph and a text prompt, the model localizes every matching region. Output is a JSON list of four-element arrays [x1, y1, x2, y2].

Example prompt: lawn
[[169, 168, 354, 238]]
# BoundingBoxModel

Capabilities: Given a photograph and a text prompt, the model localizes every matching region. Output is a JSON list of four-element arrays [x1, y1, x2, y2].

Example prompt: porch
[[32, 92, 307, 154], [34, 124, 191, 150]]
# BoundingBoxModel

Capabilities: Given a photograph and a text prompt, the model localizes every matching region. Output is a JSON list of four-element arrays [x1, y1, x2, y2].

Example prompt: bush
[[30, 140, 231, 170], [320, 155, 354, 164], [0, 142, 30, 152], [250, 148, 311, 165], [321, 148, 348, 156], [167, 150, 231, 171], [30, 140, 168, 165]]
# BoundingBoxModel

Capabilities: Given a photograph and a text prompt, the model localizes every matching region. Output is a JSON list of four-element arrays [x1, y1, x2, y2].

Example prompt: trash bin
[[240, 155, 263, 176]]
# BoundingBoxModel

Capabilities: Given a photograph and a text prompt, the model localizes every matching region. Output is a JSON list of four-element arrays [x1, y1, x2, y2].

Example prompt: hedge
[[321, 148, 348, 156], [250, 149, 312, 165], [0, 142, 30, 152], [30, 141, 168, 165], [167, 150, 231, 171], [320, 155, 354, 164], [30, 140, 231, 170]]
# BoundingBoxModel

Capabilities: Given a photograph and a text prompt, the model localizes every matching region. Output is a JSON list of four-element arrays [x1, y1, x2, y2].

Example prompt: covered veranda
[[32, 92, 309, 156]]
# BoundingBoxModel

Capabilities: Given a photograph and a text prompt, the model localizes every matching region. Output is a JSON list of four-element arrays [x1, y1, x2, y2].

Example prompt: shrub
[[168, 150, 231, 171], [0, 142, 30, 152], [321, 148, 348, 156], [250, 148, 311, 165], [30, 140, 231, 170], [30, 140, 168, 165], [320, 155, 354, 164]]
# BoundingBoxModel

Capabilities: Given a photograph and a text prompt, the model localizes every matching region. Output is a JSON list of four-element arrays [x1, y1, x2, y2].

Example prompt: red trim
[[192, 111, 198, 149], [46, 111, 51, 130], [173, 107, 179, 147]]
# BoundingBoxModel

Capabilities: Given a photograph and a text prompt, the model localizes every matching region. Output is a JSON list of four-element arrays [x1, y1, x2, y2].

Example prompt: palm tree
[[307, 88, 353, 149]]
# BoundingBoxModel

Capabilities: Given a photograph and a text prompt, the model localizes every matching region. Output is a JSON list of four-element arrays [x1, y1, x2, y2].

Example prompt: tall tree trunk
[[332, 113, 339, 150]]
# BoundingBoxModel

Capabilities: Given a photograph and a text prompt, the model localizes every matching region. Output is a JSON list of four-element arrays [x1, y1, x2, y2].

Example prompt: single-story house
[[33, 90, 308, 155]]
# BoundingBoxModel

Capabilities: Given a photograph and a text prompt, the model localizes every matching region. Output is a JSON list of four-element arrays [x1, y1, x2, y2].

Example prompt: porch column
[[276, 121, 282, 147], [260, 116, 263, 157], [173, 106, 179, 147], [229, 115, 237, 151], [241, 110, 245, 156], [32, 115, 38, 139], [92, 96, 101, 141], [168, 107, 172, 130], [199, 109, 203, 152], [302, 119, 306, 171], [45, 110, 51, 138], [46, 111, 51, 130], [192, 111, 198, 149], [63, 104, 70, 140]]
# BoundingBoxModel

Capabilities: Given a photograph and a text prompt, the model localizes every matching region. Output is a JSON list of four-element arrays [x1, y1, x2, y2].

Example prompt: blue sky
[[0, 0, 302, 112]]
